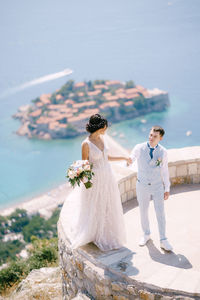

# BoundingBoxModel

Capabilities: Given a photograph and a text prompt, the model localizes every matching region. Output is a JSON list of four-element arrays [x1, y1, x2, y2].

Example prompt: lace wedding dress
[[59, 136, 126, 251]]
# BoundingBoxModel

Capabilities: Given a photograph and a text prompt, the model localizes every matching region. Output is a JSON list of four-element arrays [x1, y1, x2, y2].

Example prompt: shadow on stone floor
[[103, 247, 139, 277], [169, 184, 200, 195], [146, 240, 193, 269], [122, 184, 200, 214]]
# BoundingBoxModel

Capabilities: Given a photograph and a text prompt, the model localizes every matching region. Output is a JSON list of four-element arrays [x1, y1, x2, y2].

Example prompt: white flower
[[83, 164, 90, 171], [82, 176, 88, 183], [68, 170, 75, 179], [74, 160, 83, 167], [77, 167, 84, 173]]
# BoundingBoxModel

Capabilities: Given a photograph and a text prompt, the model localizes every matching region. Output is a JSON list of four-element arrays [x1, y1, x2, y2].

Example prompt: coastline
[[0, 183, 72, 218]]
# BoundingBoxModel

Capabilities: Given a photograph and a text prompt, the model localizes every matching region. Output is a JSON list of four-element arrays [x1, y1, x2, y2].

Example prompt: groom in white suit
[[128, 126, 173, 251]]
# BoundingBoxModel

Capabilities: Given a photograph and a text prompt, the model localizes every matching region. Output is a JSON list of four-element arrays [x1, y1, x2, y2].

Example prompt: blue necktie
[[149, 147, 154, 159]]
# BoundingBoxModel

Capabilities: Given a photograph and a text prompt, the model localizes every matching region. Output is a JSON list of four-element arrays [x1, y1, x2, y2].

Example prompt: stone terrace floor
[[80, 184, 200, 297]]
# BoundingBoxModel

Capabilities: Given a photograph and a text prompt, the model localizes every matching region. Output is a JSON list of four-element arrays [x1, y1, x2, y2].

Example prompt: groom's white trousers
[[136, 181, 166, 240]]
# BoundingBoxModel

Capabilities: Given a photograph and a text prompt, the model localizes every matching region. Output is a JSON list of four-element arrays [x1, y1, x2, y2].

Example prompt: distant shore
[[0, 183, 72, 218]]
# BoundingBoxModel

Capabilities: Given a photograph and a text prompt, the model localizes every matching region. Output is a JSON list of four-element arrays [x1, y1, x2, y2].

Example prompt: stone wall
[[113, 146, 200, 204], [58, 146, 200, 300], [58, 221, 197, 300]]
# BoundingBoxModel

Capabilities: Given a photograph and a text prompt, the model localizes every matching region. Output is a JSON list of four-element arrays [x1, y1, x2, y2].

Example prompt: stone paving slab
[[122, 184, 200, 294], [78, 184, 200, 297]]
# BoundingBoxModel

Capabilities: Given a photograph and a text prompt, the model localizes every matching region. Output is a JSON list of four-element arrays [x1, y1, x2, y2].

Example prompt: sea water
[[0, 0, 200, 208]]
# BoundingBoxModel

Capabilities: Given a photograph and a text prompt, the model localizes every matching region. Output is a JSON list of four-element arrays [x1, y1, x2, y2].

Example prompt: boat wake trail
[[0, 68, 73, 99]]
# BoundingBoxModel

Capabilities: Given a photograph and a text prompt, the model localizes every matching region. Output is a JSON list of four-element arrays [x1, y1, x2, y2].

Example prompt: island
[[13, 79, 170, 139]]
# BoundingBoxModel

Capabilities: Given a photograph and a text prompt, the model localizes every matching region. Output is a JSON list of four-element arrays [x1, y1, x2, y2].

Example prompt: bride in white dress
[[59, 114, 130, 251]]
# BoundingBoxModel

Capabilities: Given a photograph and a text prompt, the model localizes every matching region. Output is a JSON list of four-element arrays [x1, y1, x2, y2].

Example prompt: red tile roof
[[104, 95, 119, 101], [103, 92, 112, 97], [74, 82, 85, 88], [115, 88, 125, 94], [117, 93, 126, 99], [125, 88, 139, 94], [77, 92, 84, 97], [36, 117, 52, 124], [100, 101, 120, 109], [105, 80, 122, 86], [83, 108, 99, 114], [48, 111, 62, 117], [65, 99, 75, 105], [29, 109, 42, 117], [141, 90, 150, 97], [58, 124, 67, 128], [87, 90, 101, 96], [67, 115, 87, 123], [36, 102, 43, 107], [124, 101, 133, 106], [56, 94, 63, 100], [60, 113, 73, 118], [48, 104, 67, 110], [125, 93, 140, 99], [40, 94, 51, 104], [136, 85, 145, 91], [94, 84, 108, 90], [73, 101, 96, 108], [68, 108, 99, 123]]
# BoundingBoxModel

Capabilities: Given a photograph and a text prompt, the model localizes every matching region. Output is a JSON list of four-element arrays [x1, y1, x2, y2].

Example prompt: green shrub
[[31, 97, 40, 104], [0, 215, 8, 238], [0, 259, 28, 292], [125, 80, 135, 89], [134, 97, 147, 110], [8, 209, 29, 233], [59, 80, 75, 97], [0, 240, 24, 265], [28, 236, 58, 271], [22, 215, 48, 242], [0, 237, 58, 294]]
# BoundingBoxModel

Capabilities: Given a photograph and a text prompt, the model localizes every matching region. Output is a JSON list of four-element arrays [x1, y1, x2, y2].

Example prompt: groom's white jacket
[[130, 142, 170, 192]]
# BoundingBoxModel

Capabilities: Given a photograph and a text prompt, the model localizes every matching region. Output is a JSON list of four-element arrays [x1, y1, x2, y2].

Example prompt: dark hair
[[151, 125, 165, 137], [86, 114, 108, 133]]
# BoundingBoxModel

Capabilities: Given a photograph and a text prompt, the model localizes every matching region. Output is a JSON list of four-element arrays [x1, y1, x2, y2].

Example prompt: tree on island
[[86, 80, 95, 91], [58, 80, 75, 98], [125, 80, 135, 89]]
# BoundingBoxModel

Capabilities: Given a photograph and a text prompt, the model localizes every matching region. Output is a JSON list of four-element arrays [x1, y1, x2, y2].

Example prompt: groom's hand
[[164, 192, 170, 200], [127, 157, 132, 166]]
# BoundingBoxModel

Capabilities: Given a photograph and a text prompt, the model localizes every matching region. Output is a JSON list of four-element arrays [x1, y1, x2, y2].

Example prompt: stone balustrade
[[113, 146, 200, 204]]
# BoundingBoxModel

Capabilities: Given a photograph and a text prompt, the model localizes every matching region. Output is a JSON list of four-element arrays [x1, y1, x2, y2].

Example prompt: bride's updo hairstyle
[[86, 114, 108, 133]]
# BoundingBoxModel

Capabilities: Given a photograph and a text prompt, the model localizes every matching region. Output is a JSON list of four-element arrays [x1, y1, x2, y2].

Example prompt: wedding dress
[[59, 135, 126, 251]]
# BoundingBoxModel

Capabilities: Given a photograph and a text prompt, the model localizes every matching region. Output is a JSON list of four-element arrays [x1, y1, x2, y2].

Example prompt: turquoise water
[[0, 0, 200, 208]]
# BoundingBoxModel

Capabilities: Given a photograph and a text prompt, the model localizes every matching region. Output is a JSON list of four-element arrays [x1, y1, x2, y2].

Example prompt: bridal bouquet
[[66, 160, 94, 189]]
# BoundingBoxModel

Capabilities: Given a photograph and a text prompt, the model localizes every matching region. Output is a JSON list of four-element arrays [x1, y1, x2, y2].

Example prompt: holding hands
[[126, 157, 133, 166]]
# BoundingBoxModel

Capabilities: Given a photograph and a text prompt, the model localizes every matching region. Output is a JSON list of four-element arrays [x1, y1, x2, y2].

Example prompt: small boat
[[141, 119, 147, 124], [119, 133, 125, 138], [111, 131, 117, 137], [186, 130, 192, 136]]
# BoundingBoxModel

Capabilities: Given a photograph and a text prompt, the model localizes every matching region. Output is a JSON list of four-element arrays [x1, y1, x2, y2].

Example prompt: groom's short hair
[[151, 126, 165, 137]]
